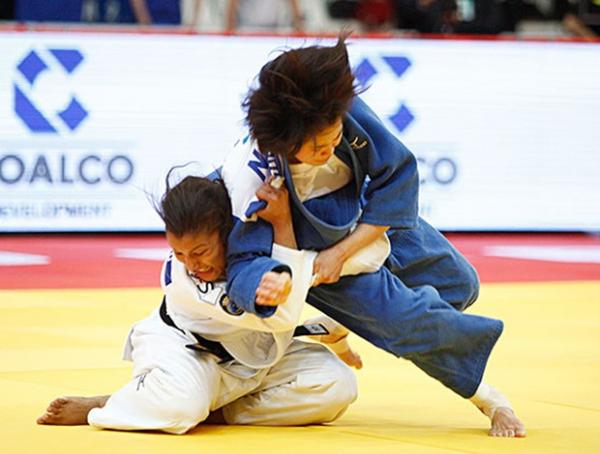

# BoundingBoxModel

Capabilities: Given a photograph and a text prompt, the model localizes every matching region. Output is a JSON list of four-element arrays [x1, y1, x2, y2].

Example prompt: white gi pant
[[87, 312, 357, 434]]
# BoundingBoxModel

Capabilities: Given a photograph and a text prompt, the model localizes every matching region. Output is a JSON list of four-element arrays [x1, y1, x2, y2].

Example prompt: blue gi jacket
[[224, 97, 419, 314], [222, 97, 497, 399]]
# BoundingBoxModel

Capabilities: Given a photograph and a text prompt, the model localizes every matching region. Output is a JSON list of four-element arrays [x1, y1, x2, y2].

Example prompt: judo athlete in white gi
[[222, 36, 525, 437], [37, 173, 359, 434]]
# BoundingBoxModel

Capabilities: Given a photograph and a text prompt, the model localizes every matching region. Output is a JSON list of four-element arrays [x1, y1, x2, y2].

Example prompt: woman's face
[[293, 118, 344, 166], [166, 229, 226, 282]]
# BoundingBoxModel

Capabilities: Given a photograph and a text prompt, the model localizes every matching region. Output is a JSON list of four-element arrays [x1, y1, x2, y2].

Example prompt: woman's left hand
[[312, 246, 345, 286], [255, 177, 291, 227]]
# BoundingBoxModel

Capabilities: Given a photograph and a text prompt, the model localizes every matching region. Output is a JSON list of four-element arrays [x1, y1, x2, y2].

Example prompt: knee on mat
[[309, 365, 358, 422], [334, 372, 358, 412], [161, 395, 210, 433], [142, 369, 211, 433]]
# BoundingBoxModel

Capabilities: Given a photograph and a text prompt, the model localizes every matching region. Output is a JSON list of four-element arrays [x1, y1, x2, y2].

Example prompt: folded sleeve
[[226, 217, 285, 316]]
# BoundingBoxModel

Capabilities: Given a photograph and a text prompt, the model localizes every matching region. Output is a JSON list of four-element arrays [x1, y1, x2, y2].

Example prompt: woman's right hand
[[255, 271, 292, 307]]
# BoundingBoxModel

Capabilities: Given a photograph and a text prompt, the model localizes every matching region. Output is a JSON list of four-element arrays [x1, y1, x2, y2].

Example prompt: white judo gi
[[87, 245, 357, 434]]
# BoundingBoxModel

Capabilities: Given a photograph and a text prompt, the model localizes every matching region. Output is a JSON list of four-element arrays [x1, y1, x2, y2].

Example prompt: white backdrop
[[0, 32, 599, 232]]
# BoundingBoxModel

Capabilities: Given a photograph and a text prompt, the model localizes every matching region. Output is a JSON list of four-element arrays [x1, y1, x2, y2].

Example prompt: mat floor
[[1, 234, 599, 453]]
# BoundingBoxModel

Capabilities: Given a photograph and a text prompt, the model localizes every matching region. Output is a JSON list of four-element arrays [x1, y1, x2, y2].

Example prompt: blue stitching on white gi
[[247, 148, 271, 181]]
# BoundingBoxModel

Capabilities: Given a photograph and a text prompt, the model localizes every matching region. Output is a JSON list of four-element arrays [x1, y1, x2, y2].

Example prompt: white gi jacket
[[160, 244, 317, 370]]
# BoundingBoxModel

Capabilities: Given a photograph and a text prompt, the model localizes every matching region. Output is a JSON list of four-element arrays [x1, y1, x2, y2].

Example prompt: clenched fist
[[255, 271, 292, 306]]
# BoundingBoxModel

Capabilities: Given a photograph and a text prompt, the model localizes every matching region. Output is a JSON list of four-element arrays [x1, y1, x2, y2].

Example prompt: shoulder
[[222, 134, 256, 180], [347, 96, 382, 126]]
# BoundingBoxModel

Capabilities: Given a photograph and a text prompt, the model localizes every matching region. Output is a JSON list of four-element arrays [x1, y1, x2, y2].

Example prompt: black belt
[[159, 298, 330, 363], [159, 298, 234, 363]]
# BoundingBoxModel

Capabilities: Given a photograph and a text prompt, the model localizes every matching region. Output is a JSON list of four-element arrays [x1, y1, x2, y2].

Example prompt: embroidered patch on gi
[[294, 323, 330, 336], [219, 294, 244, 316], [349, 136, 368, 150]]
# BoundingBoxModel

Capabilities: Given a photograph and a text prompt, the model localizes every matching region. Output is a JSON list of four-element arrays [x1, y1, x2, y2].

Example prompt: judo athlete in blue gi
[[221, 36, 526, 437], [37, 172, 360, 433]]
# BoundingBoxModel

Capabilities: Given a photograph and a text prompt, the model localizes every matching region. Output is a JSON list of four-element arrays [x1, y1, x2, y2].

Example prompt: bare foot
[[37, 395, 109, 426], [489, 407, 526, 438]]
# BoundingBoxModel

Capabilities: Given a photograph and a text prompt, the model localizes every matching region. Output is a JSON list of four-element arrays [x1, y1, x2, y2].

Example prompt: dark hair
[[154, 166, 233, 243], [243, 34, 359, 158]]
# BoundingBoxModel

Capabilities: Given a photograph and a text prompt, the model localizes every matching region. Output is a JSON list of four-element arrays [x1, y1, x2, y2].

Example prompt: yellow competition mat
[[1, 282, 599, 453]]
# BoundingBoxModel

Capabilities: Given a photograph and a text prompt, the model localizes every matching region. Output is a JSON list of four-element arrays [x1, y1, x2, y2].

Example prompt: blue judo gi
[[222, 97, 503, 398]]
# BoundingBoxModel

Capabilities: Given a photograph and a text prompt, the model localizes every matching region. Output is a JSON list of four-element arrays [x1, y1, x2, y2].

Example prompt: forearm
[[290, 0, 303, 30], [191, 0, 202, 26], [129, 0, 152, 24], [226, 0, 238, 31], [226, 219, 282, 315], [332, 223, 389, 261], [271, 221, 297, 249], [563, 13, 597, 38]]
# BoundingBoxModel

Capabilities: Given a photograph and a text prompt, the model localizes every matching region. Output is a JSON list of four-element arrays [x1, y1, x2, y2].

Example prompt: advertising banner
[[1, 32, 599, 231]]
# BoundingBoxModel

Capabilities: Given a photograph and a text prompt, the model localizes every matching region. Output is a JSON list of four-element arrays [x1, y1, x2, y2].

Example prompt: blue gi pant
[[306, 218, 501, 398]]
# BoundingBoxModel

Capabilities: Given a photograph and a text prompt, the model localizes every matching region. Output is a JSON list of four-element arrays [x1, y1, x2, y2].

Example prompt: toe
[[49, 401, 62, 411]]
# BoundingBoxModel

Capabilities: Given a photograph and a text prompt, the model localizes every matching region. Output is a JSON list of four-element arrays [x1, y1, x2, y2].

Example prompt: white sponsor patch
[[114, 248, 170, 261], [0, 251, 50, 266], [484, 245, 600, 264]]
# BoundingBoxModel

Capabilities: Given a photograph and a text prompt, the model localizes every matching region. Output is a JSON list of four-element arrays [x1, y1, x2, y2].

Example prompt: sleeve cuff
[[254, 264, 292, 317], [228, 257, 292, 318]]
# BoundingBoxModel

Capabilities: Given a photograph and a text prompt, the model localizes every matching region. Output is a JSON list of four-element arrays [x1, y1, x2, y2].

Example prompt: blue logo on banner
[[354, 56, 414, 134], [14, 49, 88, 133]]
